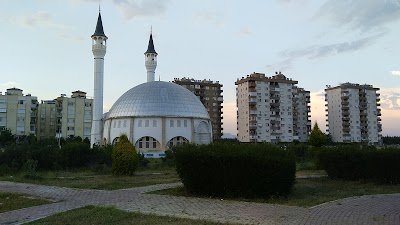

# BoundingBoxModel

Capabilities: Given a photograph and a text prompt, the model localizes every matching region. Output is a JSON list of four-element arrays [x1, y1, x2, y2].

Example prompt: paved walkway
[[0, 181, 399, 225]]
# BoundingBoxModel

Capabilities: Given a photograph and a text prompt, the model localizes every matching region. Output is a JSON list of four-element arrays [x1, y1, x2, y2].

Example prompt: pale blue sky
[[1, 0, 400, 135]]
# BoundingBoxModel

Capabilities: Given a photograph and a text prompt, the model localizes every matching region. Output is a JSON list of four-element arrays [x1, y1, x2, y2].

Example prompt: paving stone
[[0, 181, 399, 225]]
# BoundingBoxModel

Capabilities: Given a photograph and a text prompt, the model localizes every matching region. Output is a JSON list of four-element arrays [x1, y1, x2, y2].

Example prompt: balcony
[[342, 111, 350, 116], [342, 105, 349, 110], [248, 82, 256, 88], [249, 110, 258, 115], [342, 127, 350, 132], [342, 122, 350, 127]]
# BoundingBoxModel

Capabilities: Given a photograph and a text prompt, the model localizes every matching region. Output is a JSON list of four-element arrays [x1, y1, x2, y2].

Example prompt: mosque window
[[123, 120, 127, 127], [184, 120, 188, 127], [138, 120, 142, 127], [138, 140, 142, 148], [177, 120, 181, 127], [153, 139, 157, 148], [153, 120, 157, 127], [145, 137, 150, 148], [170, 120, 174, 127], [113, 121, 116, 128], [118, 121, 121, 128], [145, 120, 149, 127]]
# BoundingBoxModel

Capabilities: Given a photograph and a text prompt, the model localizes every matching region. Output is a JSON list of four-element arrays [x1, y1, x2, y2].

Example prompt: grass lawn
[[0, 192, 52, 213], [0, 168, 180, 190], [151, 177, 400, 207], [27, 205, 235, 225]]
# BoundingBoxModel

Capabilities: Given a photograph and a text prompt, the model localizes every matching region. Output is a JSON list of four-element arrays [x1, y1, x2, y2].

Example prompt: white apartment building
[[325, 83, 382, 144], [0, 88, 38, 136], [236, 72, 311, 143]]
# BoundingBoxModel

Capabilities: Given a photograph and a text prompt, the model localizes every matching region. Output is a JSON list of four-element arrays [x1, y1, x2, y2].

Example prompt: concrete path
[[0, 181, 399, 225]]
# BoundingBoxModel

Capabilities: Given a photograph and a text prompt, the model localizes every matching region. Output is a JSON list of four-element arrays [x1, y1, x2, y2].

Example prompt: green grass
[[0, 192, 52, 213], [0, 168, 180, 190], [27, 205, 235, 225], [151, 177, 400, 207]]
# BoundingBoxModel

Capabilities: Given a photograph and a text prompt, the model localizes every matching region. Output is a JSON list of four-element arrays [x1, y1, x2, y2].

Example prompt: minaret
[[145, 31, 157, 82], [91, 11, 107, 147]]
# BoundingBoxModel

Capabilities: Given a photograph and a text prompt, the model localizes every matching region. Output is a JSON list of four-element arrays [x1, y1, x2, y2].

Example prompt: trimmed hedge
[[318, 146, 400, 184], [173, 143, 296, 198]]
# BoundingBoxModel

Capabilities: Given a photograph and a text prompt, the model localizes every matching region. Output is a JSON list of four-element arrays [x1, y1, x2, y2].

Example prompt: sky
[[1, 0, 400, 136]]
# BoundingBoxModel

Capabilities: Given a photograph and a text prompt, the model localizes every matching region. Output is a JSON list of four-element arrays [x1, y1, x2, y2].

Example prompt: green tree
[[112, 134, 138, 176], [308, 122, 327, 147], [0, 129, 14, 147]]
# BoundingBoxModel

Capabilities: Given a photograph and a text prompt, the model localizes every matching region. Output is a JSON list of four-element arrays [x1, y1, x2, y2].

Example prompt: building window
[[138, 120, 142, 127], [123, 120, 127, 128], [153, 139, 157, 148], [118, 121, 121, 128], [84, 110, 91, 115], [145, 136, 150, 148], [68, 109, 75, 115], [113, 121, 116, 128], [85, 102, 92, 107], [177, 120, 181, 127], [17, 109, 25, 114], [145, 120, 149, 127], [68, 102, 74, 106], [0, 100, 6, 104], [17, 126, 24, 132], [67, 126, 74, 131], [184, 120, 188, 127], [0, 108, 6, 113], [138, 140, 142, 148], [68, 118, 75, 123], [17, 117, 25, 122], [153, 120, 157, 127], [170, 120, 174, 127], [18, 100, 26, 105]]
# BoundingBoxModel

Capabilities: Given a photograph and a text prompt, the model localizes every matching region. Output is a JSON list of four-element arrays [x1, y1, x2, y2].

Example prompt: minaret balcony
[[92, 44, 106, 51]]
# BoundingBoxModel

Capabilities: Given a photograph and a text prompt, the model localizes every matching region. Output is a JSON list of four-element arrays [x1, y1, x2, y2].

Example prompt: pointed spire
[[92, 12, 107, 38], [145, 32, 157, 54]]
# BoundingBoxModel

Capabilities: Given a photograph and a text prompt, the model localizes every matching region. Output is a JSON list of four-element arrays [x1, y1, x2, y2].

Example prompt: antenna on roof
[[99, 3, 101, 12], [159, 74, 160, 81]]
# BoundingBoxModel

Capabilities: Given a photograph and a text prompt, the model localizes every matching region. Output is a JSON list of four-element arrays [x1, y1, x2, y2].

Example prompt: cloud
[[314, 0, 400, 32], [112, 0, 170, 20], [237, 27, 252, 36], [379, 88, 400, 110], [193, 11, 224, 27], [0, 82, 19, 90], [390, 70, 400, 76], [1, 11, 72, 30], [271, 31, 387, 70]]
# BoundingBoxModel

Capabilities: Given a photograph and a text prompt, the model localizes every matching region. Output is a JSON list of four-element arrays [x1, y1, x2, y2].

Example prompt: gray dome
[[106, 81, 210, 119]]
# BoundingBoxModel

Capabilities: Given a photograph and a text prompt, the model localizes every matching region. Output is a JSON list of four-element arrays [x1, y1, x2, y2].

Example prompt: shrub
[[318, 145, 400, 184], [112, 134, 138, 176], [174, 143, 296, 198], [368, 147, 400, 184]]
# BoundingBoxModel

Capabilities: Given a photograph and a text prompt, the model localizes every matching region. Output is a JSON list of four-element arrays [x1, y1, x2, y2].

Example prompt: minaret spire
[[91, 11, 108, 147], [145, 29, 158, 82]]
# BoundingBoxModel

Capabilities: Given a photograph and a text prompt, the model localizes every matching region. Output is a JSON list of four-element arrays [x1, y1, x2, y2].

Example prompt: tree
[[308, 122, 327, 147], [112, 134, 138, 176], [0, 129, 14, 147]]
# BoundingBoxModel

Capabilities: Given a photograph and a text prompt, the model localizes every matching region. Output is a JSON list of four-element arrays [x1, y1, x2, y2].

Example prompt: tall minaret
[[91, 11, 107, 147], [145, 31, 157, 82]]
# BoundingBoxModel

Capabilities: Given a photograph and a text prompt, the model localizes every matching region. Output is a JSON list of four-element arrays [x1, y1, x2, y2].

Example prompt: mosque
[[90, 12, 212, 156]]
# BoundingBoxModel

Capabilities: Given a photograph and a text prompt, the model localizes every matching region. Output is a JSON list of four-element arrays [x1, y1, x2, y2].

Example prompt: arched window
[[167, 136, 188, 148]]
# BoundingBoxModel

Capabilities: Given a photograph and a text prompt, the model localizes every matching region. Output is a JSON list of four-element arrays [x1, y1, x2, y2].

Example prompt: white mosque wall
[[164, 118, 193, 145], [132, 117, 163, 144]]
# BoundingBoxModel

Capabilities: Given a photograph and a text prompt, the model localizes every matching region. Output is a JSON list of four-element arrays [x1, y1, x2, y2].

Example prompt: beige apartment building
[[235, 72, 311, 143], [172, 78, 223, 139], [38, 91, 93, 140], [325, 83, 382, 144], [0, 88, 38, 136]]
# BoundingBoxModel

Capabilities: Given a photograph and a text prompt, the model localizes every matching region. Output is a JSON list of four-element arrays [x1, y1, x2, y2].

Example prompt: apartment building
[[0, 88, 38, 136], [172, 78, 223, 139], [235, 72, 311, 143], [37, 91, 93, 140], [325, 83, 382, 144]]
